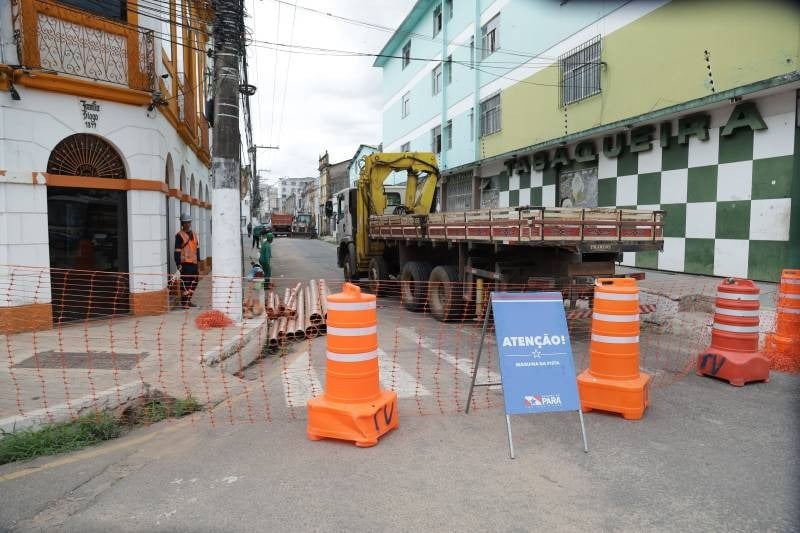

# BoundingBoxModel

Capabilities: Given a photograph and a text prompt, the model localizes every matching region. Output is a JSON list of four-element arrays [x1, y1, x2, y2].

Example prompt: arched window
[[47, 134, 126, 178], [165, 154, 175, 187]]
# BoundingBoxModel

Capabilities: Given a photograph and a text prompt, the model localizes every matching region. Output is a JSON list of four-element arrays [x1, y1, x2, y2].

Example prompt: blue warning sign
[[491, 292, 581, 415]]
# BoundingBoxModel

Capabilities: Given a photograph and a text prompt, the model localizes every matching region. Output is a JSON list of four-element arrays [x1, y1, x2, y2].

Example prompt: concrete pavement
[[1, 237, 798, 531], [0, 369, 797, 531]]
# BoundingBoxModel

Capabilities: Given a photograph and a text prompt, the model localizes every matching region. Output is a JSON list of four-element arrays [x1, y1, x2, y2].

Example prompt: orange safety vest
[[178, 230, 199, 264]]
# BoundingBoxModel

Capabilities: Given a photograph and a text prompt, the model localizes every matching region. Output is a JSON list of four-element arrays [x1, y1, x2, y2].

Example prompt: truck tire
[[400, 261, 432, 312], [343, 242, 358, 281], [428, 265, 463, 322], [365, 256, 388, 295]]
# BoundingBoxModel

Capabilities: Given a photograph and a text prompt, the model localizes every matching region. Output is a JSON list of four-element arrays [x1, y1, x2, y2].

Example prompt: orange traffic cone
[[696, 278, 769, 386], [307, 283, 398, 447], [765, 269, 800, 372], [577, 278, 651, 420]]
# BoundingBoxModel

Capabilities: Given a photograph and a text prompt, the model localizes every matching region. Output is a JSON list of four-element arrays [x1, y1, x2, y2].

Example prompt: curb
[[0, 382, 149, 434]]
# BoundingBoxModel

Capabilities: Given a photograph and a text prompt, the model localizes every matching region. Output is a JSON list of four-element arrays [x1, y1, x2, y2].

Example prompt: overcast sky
[[245, 0, 415, 182]]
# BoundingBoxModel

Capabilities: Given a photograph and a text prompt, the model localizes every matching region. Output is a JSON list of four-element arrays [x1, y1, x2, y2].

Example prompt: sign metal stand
[[465, 292, 589, 459]]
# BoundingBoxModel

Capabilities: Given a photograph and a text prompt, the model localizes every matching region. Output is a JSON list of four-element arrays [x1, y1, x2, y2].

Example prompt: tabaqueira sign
[[531, 102, 767, 171]]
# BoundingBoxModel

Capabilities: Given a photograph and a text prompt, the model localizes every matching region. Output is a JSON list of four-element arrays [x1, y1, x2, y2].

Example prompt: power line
[[268, 1, 282, 147], [266, 0, 556, 61], [275, 0, 298, 149]]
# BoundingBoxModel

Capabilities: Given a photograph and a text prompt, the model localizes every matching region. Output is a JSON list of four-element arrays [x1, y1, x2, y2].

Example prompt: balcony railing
[[17, 1, 155, 92]]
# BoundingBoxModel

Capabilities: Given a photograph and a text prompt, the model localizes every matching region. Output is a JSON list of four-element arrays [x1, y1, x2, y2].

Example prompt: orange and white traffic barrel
[[577, 278, 651, 420], [765, 269, 800, 371], [307, 283, 398, 447], [696, 278, 769, 386]]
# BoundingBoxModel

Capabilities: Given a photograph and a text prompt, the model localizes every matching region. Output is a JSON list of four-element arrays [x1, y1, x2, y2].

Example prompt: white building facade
[[1, 0, 213, 333]]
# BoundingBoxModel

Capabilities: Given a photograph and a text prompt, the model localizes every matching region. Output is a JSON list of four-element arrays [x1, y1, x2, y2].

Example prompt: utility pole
[[211, 0, 245, 322]]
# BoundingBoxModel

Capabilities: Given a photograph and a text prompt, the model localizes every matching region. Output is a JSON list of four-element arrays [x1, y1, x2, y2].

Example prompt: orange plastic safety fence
[[0, 264, 787, 433]]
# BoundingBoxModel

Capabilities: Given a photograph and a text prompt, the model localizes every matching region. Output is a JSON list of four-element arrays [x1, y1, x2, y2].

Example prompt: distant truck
[[291, 213, 315, 238], [270, 213, 294, 236]]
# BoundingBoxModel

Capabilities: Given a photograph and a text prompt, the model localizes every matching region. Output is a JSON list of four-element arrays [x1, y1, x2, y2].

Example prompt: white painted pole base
[[212, 187, 243, 323]]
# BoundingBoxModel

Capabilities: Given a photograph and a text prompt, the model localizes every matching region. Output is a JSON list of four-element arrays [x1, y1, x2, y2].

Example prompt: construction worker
[[259, 232, 274, 288], [174, 213, 200, 308]]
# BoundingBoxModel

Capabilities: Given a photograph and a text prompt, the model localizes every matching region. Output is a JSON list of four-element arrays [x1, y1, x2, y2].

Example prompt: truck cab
[[332, 185, 405, 275]]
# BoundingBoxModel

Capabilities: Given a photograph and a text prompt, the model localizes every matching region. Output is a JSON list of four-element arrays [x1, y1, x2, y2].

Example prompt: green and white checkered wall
[[494, 91, 797, 282]]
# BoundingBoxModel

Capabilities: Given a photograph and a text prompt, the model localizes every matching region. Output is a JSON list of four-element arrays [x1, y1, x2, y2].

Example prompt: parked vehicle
[[291, 213, 315, 238], [327, 152, 664, 322], [270, 213, 294, 236]]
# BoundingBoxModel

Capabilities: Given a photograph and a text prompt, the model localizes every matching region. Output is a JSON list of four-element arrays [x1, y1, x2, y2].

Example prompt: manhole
[[14, 351, 148, 370]]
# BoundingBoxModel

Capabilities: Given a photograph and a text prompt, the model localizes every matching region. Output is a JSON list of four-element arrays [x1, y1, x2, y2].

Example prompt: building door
[[46, 134, 129, 322], [47, 188, 130, 322]]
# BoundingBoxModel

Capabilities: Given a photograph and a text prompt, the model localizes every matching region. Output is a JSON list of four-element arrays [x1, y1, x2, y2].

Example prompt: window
[[446, 0, 453, 19], [468, 108, 474, 141], [402, 41, 411, 69], [432, 63, 443, 95], [433, 5, 443, 36], [401, 92, 410, 118], [445, 120, 453, 150], [431, 125, 442, 154], [446, 172, 472, 211], [481, 14, 499, 59], [401, 142, 410, 153], [480, 94, 501, 136], [386, 192, 403, 207], [469, 36, 475, 67], [59, 0, 127, 21], [559, 36, 601, 107], [445, 55, 453, 85]]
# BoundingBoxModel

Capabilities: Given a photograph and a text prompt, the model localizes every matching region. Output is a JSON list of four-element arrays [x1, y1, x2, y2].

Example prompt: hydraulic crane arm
[[354, 152, 440, 269], [357, 152, 440, 216]]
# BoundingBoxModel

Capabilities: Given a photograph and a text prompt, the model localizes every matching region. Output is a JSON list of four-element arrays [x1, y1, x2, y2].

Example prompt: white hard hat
[[180, 213, 192, 223]]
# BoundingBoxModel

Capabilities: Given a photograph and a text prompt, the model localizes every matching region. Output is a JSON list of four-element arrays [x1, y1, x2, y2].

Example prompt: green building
[[377, 0, 800, 281]]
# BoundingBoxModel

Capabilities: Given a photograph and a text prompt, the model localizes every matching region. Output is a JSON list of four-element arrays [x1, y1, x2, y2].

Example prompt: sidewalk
[[0, 239, 271, 432]]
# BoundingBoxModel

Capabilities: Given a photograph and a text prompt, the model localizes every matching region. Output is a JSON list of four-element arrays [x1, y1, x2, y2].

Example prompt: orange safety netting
[[0, 264, 791, 432]]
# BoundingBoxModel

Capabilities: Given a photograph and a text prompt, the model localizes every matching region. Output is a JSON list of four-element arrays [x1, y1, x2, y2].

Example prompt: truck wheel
[[343, 243, 358, 281], [365, 256, 388, 295], [400, 261, 432, 312], [429, 266, 464, 321]]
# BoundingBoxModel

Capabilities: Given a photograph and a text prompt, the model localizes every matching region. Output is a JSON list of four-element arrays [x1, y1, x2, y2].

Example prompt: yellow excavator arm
[[357, 152, 440, 215], [354, 152, 440, 269]]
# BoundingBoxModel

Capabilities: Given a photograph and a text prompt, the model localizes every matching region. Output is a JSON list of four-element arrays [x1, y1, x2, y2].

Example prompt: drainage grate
[[14, 351, 148, 370]]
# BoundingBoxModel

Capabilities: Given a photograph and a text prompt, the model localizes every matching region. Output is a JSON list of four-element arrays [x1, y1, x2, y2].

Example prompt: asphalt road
[[1, 238, 798, 532]]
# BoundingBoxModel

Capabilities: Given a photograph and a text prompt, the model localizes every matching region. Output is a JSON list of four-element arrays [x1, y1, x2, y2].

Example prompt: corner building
[[1, 1, 213, 333], [376, 0, 800, 281]]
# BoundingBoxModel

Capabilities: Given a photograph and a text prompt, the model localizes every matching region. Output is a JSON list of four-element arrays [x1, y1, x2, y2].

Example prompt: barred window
[[446, 172, 472, 212], [445, 120, 453, 150], [480, 93, 501, 137], [559, 36, 601, 107], [433, 4, 443, 36], [401, 92, 410, 118]]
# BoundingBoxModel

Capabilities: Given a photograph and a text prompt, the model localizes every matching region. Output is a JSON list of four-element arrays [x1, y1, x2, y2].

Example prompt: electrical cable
[[274, 0, 298, 150]]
